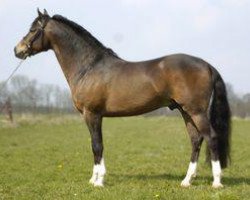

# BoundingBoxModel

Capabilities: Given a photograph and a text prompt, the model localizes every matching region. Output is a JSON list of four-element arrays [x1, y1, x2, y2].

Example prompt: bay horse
[[14, 9, 231, 188]]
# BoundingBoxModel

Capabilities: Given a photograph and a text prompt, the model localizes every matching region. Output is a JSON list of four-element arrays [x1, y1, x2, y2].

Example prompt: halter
[[24, 20, 48, 55]]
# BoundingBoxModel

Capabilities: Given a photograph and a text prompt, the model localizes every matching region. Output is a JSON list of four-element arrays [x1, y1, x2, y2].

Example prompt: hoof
[[94, 182, 104, 187], [212, 182, 224, 188], [89, 177, 96, 185], [181, 180, 191, 187], [89, 177, 104, 187]]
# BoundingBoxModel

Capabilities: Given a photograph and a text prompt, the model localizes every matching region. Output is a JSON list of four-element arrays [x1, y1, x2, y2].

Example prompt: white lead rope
[[0, 60, 24, 93]]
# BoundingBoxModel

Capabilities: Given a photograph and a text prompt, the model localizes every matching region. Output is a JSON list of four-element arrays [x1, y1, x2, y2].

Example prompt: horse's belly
[[104, 95, 170, 117]]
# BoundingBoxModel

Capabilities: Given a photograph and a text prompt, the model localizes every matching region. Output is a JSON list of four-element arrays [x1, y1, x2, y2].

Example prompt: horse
[[14, 9, 231, 188]]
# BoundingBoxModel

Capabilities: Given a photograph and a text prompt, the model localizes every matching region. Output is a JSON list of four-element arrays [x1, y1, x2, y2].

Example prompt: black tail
[[206, 69, 231, 168]]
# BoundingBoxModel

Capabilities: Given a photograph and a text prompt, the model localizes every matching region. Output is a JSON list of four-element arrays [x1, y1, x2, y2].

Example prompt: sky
[[0, 0, 250, 94]]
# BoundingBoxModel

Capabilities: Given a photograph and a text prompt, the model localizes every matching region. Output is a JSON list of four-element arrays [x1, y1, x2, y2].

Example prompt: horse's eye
[[30, 29, 36, 33]]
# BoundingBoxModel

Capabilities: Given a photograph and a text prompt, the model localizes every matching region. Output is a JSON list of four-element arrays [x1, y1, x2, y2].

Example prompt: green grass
[[0, 115, 250, 199]]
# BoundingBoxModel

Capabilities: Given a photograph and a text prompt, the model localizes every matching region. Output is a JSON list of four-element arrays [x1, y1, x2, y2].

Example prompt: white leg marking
[[181, 162, 197, 187], [211, 160, 223, 188], [89, 158, 106, 187]]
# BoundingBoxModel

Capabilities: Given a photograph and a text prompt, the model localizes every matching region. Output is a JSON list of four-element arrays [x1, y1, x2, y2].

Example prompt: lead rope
[[0, 60, 24, 113], [0, 60, 24, 93]]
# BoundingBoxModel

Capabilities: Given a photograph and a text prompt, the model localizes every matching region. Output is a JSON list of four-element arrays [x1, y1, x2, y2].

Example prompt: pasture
[[0, 115, 249, 199]]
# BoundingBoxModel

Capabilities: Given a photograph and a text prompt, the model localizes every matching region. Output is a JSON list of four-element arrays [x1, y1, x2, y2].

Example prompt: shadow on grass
[[223, 176, 250, 186], [108, 173, 186, 187], [109, 173, 250, 186]]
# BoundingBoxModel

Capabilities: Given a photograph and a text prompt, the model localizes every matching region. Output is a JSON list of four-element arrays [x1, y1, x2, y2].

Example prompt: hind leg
[[207, 127, 223, 188], [181, 112, 203, 187], [191, 113, 223, 188]]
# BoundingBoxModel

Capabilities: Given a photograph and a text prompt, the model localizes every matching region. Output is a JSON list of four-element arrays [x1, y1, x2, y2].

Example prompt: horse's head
[[14, 9, 51, 59]]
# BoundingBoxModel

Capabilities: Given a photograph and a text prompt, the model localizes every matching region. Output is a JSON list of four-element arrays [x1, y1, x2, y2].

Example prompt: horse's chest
[[72, 85, 106, 113]]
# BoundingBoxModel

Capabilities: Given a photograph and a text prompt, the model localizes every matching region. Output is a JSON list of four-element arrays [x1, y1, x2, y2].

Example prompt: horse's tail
[[206, 68, 231, 168]]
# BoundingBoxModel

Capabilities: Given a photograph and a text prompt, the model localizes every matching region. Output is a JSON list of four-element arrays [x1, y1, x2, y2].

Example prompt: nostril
[[14, 47, 17, 55]]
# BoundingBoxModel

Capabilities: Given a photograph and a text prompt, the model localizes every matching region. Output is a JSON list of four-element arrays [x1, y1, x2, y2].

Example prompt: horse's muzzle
[[14, 47, 28, 60]]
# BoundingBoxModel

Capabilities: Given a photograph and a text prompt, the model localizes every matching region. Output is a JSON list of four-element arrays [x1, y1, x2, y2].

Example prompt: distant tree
[[9, 75, 39, 112], [243, 93, 250, 103], [60, 89, 73, 111], [52, 86, 73, 112], [39, 84, 55, 112], [0, 81, 9, 104], [226, 83, 247, 118], [243, 93, 250, 118]]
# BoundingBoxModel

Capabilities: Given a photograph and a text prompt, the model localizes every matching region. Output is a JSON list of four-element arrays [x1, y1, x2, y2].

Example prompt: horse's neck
[[48, 23, 105, 88]]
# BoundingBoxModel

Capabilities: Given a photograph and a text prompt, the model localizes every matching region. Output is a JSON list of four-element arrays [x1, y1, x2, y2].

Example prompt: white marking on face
[[89, 157, 106, 187], [15, 42, 27, 54], [38, 20, 43, 26], [211, 160, 223, 188], [181, 162, 197, 187]]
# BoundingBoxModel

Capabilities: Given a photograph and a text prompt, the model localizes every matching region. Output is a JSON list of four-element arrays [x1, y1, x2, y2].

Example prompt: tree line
[[0, 75, 74, 114], [0, 75, 250, 118]]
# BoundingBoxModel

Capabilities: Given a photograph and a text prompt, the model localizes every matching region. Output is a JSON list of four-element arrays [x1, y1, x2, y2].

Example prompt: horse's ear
[[44, 9, 49, 16], [37, 8, 43, 17]]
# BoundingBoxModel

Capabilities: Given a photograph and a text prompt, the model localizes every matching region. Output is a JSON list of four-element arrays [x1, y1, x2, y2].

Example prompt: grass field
[[0, 115, 250, 200]]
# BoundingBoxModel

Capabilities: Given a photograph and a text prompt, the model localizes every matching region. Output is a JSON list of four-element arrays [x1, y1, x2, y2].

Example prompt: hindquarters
[[160, 54, 231, 187], [159, 54, 214, 113]]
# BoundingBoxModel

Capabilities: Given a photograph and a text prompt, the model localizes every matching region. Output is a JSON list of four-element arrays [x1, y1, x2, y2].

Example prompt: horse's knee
[[92, 142, 103, 153]]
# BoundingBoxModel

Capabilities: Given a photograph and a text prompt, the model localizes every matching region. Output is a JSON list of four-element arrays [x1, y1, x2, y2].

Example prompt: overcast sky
[[0, 0, 250, 94]]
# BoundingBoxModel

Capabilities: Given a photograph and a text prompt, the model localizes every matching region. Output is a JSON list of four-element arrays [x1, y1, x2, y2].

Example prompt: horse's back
[[103, 54, 213, 115]]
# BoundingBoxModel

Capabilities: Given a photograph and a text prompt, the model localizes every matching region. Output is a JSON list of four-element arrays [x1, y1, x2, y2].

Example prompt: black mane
[[52, 15, 119, 58]]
